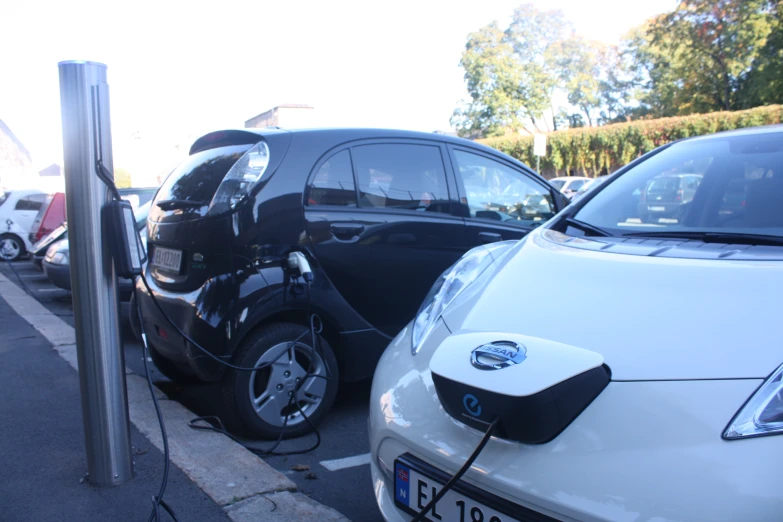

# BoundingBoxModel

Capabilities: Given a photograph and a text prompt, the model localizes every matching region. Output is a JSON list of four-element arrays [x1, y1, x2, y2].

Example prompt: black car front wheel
[[221, 322, 339, 440]]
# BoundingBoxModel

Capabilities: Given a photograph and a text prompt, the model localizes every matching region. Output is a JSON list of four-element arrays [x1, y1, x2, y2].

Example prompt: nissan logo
[[470, 340, 527, 370]]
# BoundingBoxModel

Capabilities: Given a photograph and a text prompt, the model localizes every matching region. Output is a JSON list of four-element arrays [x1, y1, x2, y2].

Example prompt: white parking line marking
[[36, 288, 63, 292], [19, 274, 45, 278], [320, 452, 371, 471]]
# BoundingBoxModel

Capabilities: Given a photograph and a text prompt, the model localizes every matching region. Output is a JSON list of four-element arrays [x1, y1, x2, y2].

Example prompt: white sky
[[2, 0, 676, 183]]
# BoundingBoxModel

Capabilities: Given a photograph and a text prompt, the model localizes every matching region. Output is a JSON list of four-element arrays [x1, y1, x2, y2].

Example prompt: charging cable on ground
[[134, 292, 180, 522], [91, 151, 330, 518], [410, 418, 499, 522], [139, 269, 330, 456]]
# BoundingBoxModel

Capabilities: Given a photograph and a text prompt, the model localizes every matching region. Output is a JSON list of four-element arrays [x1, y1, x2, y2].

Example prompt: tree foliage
[[451, 5, 573, 137], [646, 0, 773, 113], [454, 0, 781, 138]]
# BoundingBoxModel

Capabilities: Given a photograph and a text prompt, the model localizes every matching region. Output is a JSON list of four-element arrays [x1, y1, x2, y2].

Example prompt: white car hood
[[445, 229, 783, 380]]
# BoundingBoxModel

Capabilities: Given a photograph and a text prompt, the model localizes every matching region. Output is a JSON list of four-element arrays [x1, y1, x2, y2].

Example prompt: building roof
[[38, 163, 62, 177], [244, 104, 315, 126]]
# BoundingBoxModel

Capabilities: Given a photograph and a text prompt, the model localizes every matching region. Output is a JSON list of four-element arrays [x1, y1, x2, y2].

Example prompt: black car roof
[[189, 127, 536, 173]]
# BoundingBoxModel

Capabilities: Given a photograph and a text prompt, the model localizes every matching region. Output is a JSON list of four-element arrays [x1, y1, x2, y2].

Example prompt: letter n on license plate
[[393, 454, 550, 522]]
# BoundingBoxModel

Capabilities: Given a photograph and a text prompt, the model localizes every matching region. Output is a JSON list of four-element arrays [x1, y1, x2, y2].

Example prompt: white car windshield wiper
[[156, 199, 209, 210], [623, 230, 783, 246]]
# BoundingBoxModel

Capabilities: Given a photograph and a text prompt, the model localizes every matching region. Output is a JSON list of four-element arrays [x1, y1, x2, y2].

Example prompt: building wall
[[245, 109, 279, 128], [277, 107, 316, 128]]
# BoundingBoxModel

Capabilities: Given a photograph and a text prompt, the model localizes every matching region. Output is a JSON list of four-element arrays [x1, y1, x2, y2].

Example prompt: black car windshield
[[573, 128, 783, 240], [0, 191, 8, 207]]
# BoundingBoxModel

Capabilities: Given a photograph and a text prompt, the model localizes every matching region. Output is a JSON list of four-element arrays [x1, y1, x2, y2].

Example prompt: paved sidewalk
[[0, 294, 230, 521], [0, 268, 350, 522]]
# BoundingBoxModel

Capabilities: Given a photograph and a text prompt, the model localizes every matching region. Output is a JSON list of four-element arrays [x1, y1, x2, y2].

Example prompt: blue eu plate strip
[[395, 462, 411, 506]]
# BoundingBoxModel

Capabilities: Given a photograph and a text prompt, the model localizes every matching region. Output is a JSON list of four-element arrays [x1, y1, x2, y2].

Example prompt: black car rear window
[[155, 144, 253, 205]]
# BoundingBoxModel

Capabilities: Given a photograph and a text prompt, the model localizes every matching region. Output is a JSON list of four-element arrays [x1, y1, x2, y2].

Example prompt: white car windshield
[[574, 129, 783, 240]]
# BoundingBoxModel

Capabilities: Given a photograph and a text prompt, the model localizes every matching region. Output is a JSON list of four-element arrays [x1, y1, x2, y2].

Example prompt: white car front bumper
[[369, 322, 783, 521]]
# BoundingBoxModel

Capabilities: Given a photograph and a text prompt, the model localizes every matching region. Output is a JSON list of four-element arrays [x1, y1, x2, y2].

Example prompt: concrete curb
[[0, 272, 350, 522]]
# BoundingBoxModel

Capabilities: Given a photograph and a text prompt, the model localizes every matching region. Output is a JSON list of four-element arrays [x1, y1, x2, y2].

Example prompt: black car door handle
[[330, 223, 364, 240], [479, 232, 503, 244]]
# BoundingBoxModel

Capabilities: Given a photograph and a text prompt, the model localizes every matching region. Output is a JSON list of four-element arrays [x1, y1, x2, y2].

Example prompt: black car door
[[447, 145, 560, 246], [304, 140, 465, 337]]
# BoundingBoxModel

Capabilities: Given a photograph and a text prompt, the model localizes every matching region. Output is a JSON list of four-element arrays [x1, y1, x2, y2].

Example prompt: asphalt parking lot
[[0, 260, 383, 522]]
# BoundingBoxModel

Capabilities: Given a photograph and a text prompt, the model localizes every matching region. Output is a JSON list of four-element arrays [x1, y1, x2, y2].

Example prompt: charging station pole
[[58, 61, 133, 486]]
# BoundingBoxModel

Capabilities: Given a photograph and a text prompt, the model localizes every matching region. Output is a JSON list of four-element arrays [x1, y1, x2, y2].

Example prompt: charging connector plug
[[287, 251, 313, 283]]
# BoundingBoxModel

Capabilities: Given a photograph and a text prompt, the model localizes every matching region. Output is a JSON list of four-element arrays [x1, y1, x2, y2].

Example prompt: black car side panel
[[139, 128, 542, 383]]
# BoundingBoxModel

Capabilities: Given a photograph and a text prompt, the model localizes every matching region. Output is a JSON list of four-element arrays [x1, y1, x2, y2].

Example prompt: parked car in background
[[548, 176, 590, 198], [570, 174, 609, 202], [28, 192, 66, 246], [29, 188, 157, 270], [118, 186, 158, 211], [0, 188, 48, 261], [30, 223, 68, 270], [135, 127, 569, 440], [43, 201, 150, 298], [369, 124, 783, 522], [638, 172, 703, 223]]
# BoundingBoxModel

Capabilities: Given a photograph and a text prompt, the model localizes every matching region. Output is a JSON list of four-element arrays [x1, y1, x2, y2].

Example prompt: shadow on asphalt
[[155, 378, 374, 448]]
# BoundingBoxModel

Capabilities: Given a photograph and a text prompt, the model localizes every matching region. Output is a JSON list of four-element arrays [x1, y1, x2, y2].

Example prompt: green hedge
[[479, 105, 783, 178]]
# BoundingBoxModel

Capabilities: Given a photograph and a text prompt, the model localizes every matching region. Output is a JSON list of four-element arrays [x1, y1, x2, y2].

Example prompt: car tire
[[221, 322, 339, 440], [146, 341, 204, 386], [0, 234, 25, 262]]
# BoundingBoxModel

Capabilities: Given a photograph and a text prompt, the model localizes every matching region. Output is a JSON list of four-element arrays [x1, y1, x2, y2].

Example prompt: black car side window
[[352, 144, 450, 213], [452, 149, 555, 226], [307, 150, 357, 207]]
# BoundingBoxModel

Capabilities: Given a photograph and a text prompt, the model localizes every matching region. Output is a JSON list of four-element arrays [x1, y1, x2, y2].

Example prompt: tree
[[551, 37, 606, 126], [740, 0, 783, 106], [452, 4, 573, 138], [451, 23, 525, 137], [504, 4, 573, 130], [647, 0, 774, 113]]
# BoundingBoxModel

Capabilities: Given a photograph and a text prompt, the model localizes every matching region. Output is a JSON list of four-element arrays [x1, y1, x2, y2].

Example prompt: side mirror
[[554, 191, 571, 210]]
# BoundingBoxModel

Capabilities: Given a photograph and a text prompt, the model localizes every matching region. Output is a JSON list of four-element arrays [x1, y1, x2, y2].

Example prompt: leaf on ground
[[290, 464, 310, 471]]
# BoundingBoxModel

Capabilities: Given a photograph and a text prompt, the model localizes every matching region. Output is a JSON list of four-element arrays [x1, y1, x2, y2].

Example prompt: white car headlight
[[724, 362, 783, 440], [51, 252, 69, 265], [411, 241, 516, 355]]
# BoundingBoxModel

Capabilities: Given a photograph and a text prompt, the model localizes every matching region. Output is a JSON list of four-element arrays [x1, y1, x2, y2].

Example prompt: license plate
[[649, 206, 666, 211], [394, 455, 550, 522], [151, 246, 182, 272]]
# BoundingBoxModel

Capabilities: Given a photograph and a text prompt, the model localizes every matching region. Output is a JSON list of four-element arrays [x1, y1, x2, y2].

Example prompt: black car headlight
[[207, 140, 270, 216]]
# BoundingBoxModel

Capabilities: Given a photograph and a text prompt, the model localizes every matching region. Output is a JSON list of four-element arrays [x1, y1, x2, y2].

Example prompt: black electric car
[[135, 127, 568, 439]]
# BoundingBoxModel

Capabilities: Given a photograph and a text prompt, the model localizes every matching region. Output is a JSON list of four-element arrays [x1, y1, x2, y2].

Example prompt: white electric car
[[369, 125, 783, 522], [0, 188, 48, 261]]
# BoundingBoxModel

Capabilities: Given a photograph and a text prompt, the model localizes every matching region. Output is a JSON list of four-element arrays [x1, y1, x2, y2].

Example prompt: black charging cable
[[92, 150, 331, 508], [88, 157, 180, 522], [140, 271, 330, 456], [2, 250, 40, 299], [410, 418, 499, 522], [134, 288, 180, 522]]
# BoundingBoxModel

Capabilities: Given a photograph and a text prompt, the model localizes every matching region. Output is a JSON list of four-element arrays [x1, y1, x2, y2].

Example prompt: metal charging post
[[58, 61, 133, 486]]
